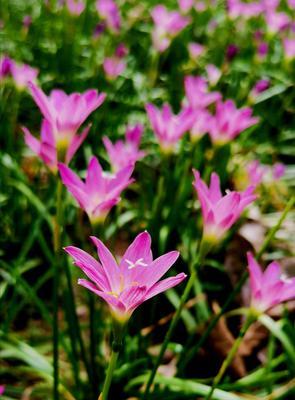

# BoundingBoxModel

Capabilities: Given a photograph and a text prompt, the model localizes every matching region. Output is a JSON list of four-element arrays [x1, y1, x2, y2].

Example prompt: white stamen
[[125, 258, 148, 270]]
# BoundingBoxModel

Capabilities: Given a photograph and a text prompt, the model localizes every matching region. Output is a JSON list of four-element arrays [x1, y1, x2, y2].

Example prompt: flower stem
[[53, 179, 63, 400], [142, 269, 197, 399], [205, 313, 255, 400]]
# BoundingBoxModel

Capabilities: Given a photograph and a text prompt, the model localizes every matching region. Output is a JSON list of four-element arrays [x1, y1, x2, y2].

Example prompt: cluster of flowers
[[22, 78, 294, 323]]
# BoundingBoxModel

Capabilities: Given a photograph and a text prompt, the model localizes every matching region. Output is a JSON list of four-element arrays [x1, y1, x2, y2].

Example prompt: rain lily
[[96, 0, 121, 33], [66, 0, 85, 15], [145, 103, 195, 153], [228, 0, 263, 19], [266, 11, 290, 34], [208, 100, 259, 145], [29, 82, 105, 154], [0, 386, 5, 395], [206, 64, 221, 87], [247, 252, 295, 313], [283, 38, 295, 59], [273, 162, 285, 180], [188, 42, 205, 59], [22, 120, 90, 173], [10, 61, 38, 90], [193, 170, 256, 243], [64, 231, 186, 322], [151, 5, 190, 53], [246, 160, 268, 187], [59, 156, 134, 224], [190, 109, 212, 142], [184, 76, 221, 109], [0, 55, 12, 80], [249, 79, 270, 100], [103, 124, 145, 171], [103, 44, 128, 80], [178, 0, 194, 13]]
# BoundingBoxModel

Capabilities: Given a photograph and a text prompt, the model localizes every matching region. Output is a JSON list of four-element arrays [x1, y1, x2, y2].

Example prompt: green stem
[[53, 179, 63, 400], [178, 196, 294, 373], [206, 313, 255, 400], [142, 269, 197, 399]]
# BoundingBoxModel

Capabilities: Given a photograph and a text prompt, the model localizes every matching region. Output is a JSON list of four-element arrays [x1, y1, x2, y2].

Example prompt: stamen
[[125, 258, 148, 270]]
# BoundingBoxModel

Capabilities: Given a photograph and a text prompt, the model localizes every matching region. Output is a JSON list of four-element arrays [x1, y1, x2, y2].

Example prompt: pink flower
[[145, 103, 195, 153], [250, 79, 270, 99], [228, 0, 263, 19], [193, 170, 256, 243], [96, 0, 121, 33], [208, 100, 259, 145], [247, 252, 295, 313], [288, 0, 295, 9], [283, 38, 295, 59], [29, 82, 105, 152], [151, 5, 190, 52], [190, 109, 212, 142], [273, 162, 285, 180], [59, 156, 134, 224], [184, 76, 221, 109], [22, 120, 90, 173], [64, 231, 186, 322], [0, 386, 5, 396], [256, 42, 269, 59], [10, 61, 38, 90], [266, 11, 290, 33], [188, 42, 205, 59], [0, 55, 12, 80], [103, 124, 145, 172], [178, 0, 194, 13], [246, 160, 268, 187], [66, 0, 85, 15], [103, 57, 125, 80], [206, 64, 221, 86]]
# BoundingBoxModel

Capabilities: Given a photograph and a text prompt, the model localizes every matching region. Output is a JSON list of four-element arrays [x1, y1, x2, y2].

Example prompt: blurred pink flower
[[66, 0, 85, 15], [288, 0, 295, 9], [0, 55, 12, 80], [247, 252, 295, 313], [195, 1, 207, 12], [188, 42, 205, 59], [228, 0, 263, 19], [103, 57, 126, 80], [250, 79, 270, 99], [145, 103, 195, 153], [178, 0, 194, 13], [246, 160, 268, 187], [151, 5, 190, 52], [208, 100, 259, 145], [59, 156, 134, 224], [266, 11, 290, 33], [0, 386, 5, 396], [29, 82, 105, 151], [257, 42, 269, 59], [193, 170, 256, 243], [65, 231, 186, 322], [22, 120, 90, 173], [22, 15, 32, 28], [206, 64, 221, 86], [283, 38, 295, 59], [10, 61, 38, 90], [273, 162, 285, 180], [190, 109, 212, 142], [103, 124, 145, 172], [96, 0, 121, 33], [184, 76, 221, 109]]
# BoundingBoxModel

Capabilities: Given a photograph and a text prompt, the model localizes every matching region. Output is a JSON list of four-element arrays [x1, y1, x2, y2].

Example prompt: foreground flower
[[10, 61, 38, 90], [29, 82, 105, 152], [151, 5, 190, 53], [103, 124, 145, 171], [193, 170, 256, 243], [96, 0, 121, 33], [65, 231, 186, 322], [247, 252, 295, 313], [22, 119, 90, 172], [184, 76, 221, 109], [208, 100, 259, 145], [145, 103, 194, 153], [59, 156, 134, 224]]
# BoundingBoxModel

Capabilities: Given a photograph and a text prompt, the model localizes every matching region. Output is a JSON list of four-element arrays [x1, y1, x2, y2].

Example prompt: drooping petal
[[66, 124, 91, 164]]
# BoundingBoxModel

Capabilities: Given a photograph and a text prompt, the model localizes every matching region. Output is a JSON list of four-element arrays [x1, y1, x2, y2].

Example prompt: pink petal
[[29, 82, 54, 123], [22, 126, 41, 155], [66, 124, 91, 164], [85, 156, 104, 194], [90, 236, 120, 293], [247, 252, 263, 295], [119, 285, 147, 312], [145, 273, 187, 300], [120, 231, 153, 270]]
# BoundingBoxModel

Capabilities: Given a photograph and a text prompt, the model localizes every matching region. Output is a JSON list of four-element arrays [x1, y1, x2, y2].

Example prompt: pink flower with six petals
[[65, 231, 186, 322], [59, 156, 134, 224]]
